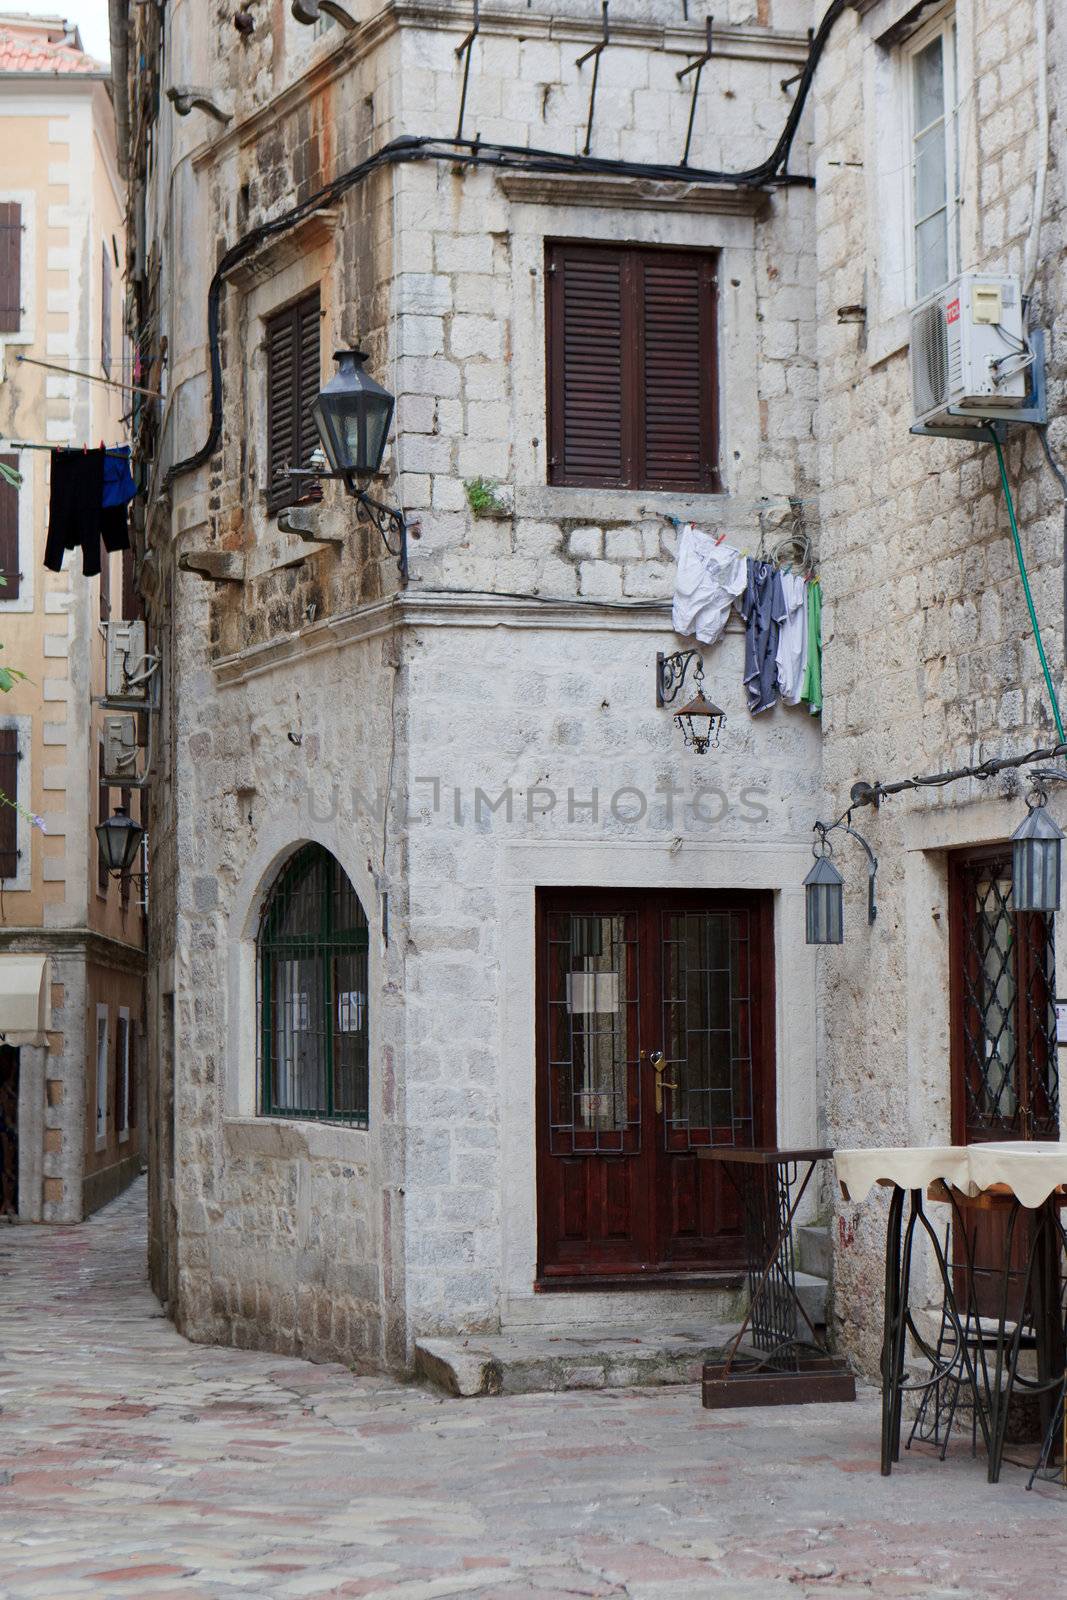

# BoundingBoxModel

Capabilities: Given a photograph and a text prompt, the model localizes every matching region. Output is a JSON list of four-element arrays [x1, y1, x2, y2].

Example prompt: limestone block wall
[[811, 0, 1067, 1370]]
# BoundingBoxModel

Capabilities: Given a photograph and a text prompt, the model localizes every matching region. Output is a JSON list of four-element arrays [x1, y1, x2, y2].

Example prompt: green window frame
[[257, 844, 370, 1126]]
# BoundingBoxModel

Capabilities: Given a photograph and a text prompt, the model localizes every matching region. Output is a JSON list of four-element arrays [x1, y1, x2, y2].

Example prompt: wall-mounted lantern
[[656, 650, 726, 754], [289, 349, 408, 580], [95, 806, 145, 878], [803, 817, 878, 946], [1012, 789, 1064, 913]]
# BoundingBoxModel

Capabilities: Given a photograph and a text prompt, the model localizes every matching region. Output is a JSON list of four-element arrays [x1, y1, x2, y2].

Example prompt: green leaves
[[0, 462, 22, 491]]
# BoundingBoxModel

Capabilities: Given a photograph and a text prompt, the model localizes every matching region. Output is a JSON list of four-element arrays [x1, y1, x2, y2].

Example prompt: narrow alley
[[0, 1183, 1064, 1599]]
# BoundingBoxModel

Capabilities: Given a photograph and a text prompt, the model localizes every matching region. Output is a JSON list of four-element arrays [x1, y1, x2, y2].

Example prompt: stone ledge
[[223, 1115, 369, 1162]]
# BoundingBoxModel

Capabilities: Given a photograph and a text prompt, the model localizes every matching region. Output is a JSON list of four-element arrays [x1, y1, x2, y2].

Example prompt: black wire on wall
[[164, 0, 849, 489]]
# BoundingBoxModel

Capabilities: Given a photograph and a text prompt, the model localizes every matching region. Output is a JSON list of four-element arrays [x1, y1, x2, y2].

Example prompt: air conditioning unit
[[910, 273, 1030, 429], [104, 620, 156, 708], [103, 713, 140, 784]]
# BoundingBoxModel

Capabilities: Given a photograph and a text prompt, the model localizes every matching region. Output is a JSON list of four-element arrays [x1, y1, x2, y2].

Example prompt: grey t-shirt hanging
[[741, 558, 787, 714]]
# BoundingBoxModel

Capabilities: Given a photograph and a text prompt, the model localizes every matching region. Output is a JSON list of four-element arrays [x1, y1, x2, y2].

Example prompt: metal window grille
[[957, 852, 1057, 1140], [661, 909, 755, 1151], [257, 844, 370, 1126], [546, 911, 640, 1154]]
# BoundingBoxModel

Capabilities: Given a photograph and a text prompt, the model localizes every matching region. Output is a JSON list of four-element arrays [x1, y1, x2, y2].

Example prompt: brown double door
[[536, 889, 776, 1286]]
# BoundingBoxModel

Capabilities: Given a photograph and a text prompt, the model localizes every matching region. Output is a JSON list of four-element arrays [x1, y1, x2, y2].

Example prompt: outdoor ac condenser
[[104, 620, 150, 704], [910, 273, 1030, 428]]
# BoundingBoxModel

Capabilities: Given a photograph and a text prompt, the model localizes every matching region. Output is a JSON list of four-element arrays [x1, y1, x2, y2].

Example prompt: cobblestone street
[[0, 1181, 1064, 1600]]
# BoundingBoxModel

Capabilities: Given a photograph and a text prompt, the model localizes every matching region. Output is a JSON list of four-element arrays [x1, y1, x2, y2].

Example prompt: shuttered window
[[265, 290, 321, 513], [0, 728, 19, 881], [121, 547, 141, 620], [97, 745, 110, 896], [0, 204, 21, 334], [101, 241, 112, 377], [546, 243, 719, 493], [0, 455, 20, 601]]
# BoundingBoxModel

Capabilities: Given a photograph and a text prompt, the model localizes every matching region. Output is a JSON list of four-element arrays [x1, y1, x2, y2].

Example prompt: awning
[[0, 954, 51, 1047]]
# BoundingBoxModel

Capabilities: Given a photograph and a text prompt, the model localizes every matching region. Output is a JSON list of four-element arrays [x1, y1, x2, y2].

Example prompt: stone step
[[415, 1321, 743, 1398], [796, 1223, 831, 1281], [794, 1269, 828, 1331]]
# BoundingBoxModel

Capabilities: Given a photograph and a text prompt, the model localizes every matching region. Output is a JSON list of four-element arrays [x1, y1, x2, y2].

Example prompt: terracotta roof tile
[[0, 25, 103, 74]]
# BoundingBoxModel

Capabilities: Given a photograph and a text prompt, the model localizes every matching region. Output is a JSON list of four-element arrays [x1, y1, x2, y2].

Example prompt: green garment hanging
[[800, 578, 822, 715]]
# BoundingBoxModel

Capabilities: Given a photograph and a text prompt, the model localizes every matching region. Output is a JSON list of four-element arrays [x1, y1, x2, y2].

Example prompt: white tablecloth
[[835, 1142, 1067, 1209]]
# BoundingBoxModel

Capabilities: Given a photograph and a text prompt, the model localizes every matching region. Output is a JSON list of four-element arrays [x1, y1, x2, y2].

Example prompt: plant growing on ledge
[[464, 476, 511, 517]]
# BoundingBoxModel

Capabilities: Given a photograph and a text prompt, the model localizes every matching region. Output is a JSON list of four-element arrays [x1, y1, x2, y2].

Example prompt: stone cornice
[[213, 589, 679, 687], [497, 173, 772, 217], [0, 928, 147, 973]]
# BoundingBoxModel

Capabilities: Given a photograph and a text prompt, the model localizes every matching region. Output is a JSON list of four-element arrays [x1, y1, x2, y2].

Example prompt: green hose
[[990, 429, 1066, 744]]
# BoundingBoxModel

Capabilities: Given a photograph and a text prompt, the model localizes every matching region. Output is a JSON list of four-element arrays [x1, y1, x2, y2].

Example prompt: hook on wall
[[576, 2, 611, 157], [676, 15, 714, 168]]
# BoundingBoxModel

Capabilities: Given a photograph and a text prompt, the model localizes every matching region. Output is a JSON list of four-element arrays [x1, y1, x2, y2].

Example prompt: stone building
[[109, 0, 1065, 1380], [0, 13, 146, 1222], [811, 0, 1067, 1370]]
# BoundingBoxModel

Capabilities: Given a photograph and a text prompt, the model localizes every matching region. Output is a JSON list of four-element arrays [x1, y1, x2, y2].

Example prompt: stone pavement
[[1, 1182, 1066, 1600]]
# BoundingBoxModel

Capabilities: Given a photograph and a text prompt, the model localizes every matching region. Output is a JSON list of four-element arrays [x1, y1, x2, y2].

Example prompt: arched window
[[257, 844, 369, 1126]]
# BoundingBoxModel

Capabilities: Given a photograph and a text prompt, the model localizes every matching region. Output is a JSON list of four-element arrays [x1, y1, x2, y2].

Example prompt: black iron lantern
[[673, 686, 726, 755], [1012, 796, 1063, 913], [803, 848, 844, 945], [95, 805, 145, 876], [311, 349, 395, 478]]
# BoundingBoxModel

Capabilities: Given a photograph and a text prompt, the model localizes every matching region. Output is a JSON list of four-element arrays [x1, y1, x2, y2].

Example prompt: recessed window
[[95, 1006, 109, 1148], [0, 726, 19, 881], [116, 1010, 130, 1141], [257, 844, 370, 1126], [546, 242, 719, 493], [264, 289, 321, 513], [101, 241, 112, 378], [908, 13, 960, 301]]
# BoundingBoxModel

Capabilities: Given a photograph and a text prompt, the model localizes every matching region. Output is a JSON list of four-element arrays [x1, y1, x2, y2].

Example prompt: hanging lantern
[[803, 849, 845, 945], [95, 805, 145, 876], [310, 350, 395, 478], [673, 687, 726, 754], [1012, 797, 1063, 913]]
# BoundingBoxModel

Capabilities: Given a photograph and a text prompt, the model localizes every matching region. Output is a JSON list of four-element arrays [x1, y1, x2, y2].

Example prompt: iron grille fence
[[257, 843, 370, 1126]]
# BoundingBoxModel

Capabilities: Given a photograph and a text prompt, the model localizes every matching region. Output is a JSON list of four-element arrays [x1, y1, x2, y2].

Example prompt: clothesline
[[14, 353, 163, 401], [7, 440, 131, 457]]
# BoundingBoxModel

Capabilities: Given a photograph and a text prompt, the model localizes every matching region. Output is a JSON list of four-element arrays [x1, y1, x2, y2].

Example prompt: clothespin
[[714, 531, 726, 546]]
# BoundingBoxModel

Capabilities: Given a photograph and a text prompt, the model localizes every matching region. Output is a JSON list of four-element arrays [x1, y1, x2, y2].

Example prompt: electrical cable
[[164, 0, 849, 489], [989, 429, 1065, 743]]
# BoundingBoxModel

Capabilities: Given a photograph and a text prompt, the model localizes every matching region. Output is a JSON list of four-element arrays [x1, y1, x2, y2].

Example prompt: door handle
[[654, 1073, 678, 1115]]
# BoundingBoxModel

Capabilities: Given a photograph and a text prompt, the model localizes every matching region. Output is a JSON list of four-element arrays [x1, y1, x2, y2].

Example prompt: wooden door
[[536, 889, 775, 1286], [0, 1046, 17, 1216]]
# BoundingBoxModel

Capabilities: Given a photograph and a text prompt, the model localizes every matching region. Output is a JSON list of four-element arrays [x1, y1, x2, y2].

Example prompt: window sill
[[223, 1114, 369, 1162], [516, 483, 730, 524]]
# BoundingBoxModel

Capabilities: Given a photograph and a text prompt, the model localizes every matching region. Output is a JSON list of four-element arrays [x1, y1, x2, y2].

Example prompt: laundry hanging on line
[[43, 446, 134, 578], [669, 522, 823, 717]]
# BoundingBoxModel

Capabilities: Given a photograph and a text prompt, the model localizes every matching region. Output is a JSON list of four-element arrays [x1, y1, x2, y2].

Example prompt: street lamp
[[1012, 792, 1064, 913], [290, 348, 408, 580], [95, 805, 145, 877]]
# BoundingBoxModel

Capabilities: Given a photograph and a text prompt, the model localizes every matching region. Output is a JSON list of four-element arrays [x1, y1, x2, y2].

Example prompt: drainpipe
[[108, 0, 130, 181]]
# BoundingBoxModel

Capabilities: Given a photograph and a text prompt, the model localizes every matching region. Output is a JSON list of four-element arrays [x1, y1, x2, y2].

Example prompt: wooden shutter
[[0, 204, 21, 334], [121, 547, 141, 620], [0, 728, 18, 880], [101, 242, 112, 377], [100, 545, 110, 621], [547, 245, 627, 488], [637, 252, 718, 492], [265, 289, 320, 513], [0, 454, 20, 601], [97, 745, 110, 895], [546, 243, 719, 493], [127, 1024, 137, 1128]]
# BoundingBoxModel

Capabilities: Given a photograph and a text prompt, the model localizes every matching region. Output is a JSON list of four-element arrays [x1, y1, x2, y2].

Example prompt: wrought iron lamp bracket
[[286, 467, 409, 581], [656, 648, 704, 707], [814, 813, 878, 926]]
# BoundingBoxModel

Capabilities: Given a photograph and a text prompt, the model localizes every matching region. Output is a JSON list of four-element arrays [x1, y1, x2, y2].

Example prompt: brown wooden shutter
[[546, 243, 719, 493], [0, 455, 20, 600], [99, 545, 110, 621], [637, 251, 718, 492], [97, 745, 110, 895], [127, 1024, 137, 1128], [0, 727, 19, 880], [266, 289, 320, 513], [101, 242, 112, 377], [121, 547, 141, 620], [0, 204, 22, 333], [547, 245, 627, 488]]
